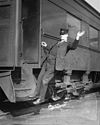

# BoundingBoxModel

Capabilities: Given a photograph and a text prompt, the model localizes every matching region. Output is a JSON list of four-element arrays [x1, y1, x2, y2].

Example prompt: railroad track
[[0, 85, 100, 117]]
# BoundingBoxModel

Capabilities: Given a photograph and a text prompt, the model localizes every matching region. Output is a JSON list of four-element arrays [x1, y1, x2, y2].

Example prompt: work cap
[[60, 28, 69, 35]]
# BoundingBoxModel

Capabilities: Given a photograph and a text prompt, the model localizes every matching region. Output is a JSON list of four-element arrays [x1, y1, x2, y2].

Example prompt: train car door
[[21, 0, 41, 68]]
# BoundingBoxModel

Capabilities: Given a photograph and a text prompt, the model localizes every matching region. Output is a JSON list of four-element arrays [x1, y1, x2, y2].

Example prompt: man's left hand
[[76, 31, 85, 40]]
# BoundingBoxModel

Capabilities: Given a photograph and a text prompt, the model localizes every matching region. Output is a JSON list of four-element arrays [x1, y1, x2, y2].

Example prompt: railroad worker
[[33, 29, 85, 104], [56, 28, 85, 95], [33, 41, 56, 104]]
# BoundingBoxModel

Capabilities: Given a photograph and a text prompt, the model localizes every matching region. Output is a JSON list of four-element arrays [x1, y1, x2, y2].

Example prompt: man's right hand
[[41, 41, 47, 47]]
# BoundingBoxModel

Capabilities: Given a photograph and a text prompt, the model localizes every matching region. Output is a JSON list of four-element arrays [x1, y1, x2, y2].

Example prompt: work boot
[[33, 98, 41, 104], [33, 98, 44, 104], [64, 94, 70, 100], [52, 95, 61, 101]]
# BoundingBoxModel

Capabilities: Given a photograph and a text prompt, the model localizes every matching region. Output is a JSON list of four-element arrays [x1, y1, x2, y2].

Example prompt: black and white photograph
[[0, 0, 100, 125]]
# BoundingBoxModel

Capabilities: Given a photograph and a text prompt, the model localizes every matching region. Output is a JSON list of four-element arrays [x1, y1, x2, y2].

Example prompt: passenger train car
[[0, 0, 100, 102]]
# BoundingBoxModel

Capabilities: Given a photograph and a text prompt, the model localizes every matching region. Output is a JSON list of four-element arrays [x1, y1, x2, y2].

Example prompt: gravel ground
[[0, 92, 100, 125]]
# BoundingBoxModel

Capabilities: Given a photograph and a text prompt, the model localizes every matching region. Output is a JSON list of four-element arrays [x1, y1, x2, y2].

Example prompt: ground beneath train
[[0, 91, 100, 125]]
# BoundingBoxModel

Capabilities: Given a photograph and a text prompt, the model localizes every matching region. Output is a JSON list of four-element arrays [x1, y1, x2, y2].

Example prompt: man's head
[[60, 28, 69, 42]]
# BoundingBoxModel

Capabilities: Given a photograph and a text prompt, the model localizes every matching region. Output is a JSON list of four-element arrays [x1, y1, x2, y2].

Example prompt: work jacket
[[56, 38, 79, 71]]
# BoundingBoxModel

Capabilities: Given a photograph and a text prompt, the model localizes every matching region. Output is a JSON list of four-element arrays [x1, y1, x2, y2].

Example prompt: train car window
[[0, 5, 10, 19], [66, 14, 81, 40], [42, 0, 67, 38], [22, 0, 40, 64], [81, 21, 89, 47], [89, 26, 99, 49]]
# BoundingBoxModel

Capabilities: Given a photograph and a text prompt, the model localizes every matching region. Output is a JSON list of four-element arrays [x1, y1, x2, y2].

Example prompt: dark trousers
[[35, 63, 54, 102]]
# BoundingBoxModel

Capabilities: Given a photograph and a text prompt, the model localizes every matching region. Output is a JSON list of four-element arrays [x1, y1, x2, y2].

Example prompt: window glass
[[81, 21, 89, 47], [66, 14, 81, 39], [89, 26, 99, 49], [0, 6, 10, 20], [42, 0, 67, 37]]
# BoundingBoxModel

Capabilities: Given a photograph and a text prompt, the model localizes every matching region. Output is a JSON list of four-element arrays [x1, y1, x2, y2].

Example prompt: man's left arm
[[69, 31, 85, 50]]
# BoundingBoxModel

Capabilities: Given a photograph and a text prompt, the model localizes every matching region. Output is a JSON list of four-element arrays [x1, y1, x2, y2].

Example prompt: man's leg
[[33, 64, 46, 98], [33, 69, 54, 104], [39, 69, 54, 102], [63, 70, 79, 96], [63, 70, 72, 86]]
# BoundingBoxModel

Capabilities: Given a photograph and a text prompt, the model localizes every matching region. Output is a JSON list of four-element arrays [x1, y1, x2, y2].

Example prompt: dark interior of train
[[22, 0, 40, 63]]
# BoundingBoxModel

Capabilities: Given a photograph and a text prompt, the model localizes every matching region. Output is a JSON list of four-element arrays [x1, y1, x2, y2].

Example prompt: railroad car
[[0, 0, 100, 102]]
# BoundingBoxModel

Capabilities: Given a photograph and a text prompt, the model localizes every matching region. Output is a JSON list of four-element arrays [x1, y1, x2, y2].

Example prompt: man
[[33, 28, 85, 104], [33, 41, 56, 104], [56, 29, 85, 96]]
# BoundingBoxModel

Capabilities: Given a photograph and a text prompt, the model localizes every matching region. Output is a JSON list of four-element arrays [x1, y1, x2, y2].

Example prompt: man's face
[[61, 34, 68, 42]]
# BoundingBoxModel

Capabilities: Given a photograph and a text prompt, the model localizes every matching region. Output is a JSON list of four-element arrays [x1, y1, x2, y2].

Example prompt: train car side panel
[[42, 0, 100, 71], [0, 1, 15, 68]]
